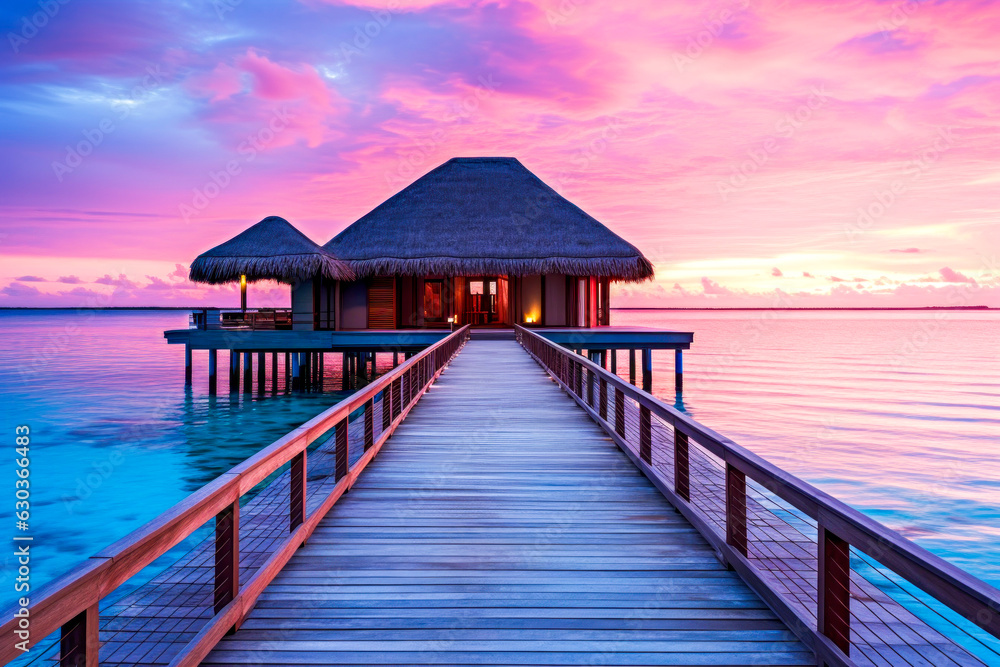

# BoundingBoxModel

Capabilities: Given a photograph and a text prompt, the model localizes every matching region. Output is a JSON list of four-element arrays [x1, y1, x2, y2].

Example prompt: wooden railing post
[[214, 501, 239, 615], [381, 388, 391, 432], [599, 377, 608, 421], [574, 361, 582, 397], [290, 451, 306, 531], [364, 398, 374, 451], [334, 417, 348, 481], [819, 524, 852, 654], [587, 368, 595, 407], [639, 404, 652, 464], [59, 603, 98, 667], [392, 378, 401, 420], [614, 389, 625, 438], [674, 429, 690, 502], [726, 464, 748, 557]]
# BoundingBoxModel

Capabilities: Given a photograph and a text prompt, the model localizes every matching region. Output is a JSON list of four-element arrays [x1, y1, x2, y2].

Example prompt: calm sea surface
[[1, 308, 998, 595]]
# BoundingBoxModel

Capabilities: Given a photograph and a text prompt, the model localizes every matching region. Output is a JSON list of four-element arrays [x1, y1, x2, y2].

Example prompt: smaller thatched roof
[[189, 216, 353, 284]]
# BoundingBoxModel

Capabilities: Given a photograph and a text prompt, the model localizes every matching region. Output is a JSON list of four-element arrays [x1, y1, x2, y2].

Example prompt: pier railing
[[516, 324, 1000, 667], [0, 325, 470, 667], [190, 308, 294, 330]]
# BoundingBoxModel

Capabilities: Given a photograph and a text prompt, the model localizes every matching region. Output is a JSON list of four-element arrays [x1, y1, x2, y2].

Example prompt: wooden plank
[[203, 339, 810, 667]]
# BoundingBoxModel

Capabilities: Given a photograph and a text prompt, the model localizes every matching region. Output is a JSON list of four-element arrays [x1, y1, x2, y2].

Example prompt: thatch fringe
[[190, 253, 352, 285], [344, 255, 654, 283], [188, 216, 354, 285], [325, 158, 655, 284]]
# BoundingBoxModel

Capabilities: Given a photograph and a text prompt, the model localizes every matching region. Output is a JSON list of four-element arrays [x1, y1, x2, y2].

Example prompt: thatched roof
[[324, 157, 654, 282], [189, 216, 353, 284]]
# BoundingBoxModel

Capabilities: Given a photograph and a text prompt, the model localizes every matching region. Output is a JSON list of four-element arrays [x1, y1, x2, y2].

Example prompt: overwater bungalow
[[171, 157, 689, 393], [324, 157, 654, 330]]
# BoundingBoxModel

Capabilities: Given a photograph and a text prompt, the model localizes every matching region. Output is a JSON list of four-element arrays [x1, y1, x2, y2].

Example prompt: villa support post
[[214, 501, 240, 617], [184, 345, 192, 386], [675, 349, 684, 394], [242, 352, 252, 394], [393, 351, 399, 367], [257, 352, 265, 395], [318, 352, 325, 391], [642, 349, 653, 393], [290, 451, 306, 531], [291, 353, 301, 391], [818, 523, 852, 654], [271, 352, 278, 393], [284, 353, 290, 391], [610, 349, 617, 374], [229, 351, 239, 393], [341, 353, 348, 391], [59, 603, 98, 667], [629, 349, 636, 385], [208, 349, 217, 395]]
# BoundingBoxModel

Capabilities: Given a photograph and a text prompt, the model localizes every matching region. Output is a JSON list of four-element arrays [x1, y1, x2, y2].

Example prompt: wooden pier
[[201, 338, 810, 666], [3, 326, 999, 667]]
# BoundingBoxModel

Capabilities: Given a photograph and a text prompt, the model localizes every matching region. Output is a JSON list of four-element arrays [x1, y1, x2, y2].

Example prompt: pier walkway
[[204, 339, 811, 666]]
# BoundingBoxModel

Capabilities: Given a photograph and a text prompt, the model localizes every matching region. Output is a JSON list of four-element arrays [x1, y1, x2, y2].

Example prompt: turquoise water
[[0, 308, 997, 596]]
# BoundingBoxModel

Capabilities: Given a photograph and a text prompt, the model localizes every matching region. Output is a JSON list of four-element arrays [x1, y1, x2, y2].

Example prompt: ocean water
[[1, 308, 997, 596], [611, 308, 1000, 588]]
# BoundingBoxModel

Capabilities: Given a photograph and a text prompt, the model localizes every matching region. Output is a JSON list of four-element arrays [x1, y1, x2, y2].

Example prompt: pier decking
[[202, 339, 810, 666]]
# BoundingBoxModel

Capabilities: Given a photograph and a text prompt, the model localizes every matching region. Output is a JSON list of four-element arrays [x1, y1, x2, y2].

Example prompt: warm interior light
[[447, 316, 454, 323], [240, 274, 247, 288], [525, 316, 534, 324]]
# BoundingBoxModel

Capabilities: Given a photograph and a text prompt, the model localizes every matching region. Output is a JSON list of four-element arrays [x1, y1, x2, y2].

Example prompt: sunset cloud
[[1, 0, 999, 308]]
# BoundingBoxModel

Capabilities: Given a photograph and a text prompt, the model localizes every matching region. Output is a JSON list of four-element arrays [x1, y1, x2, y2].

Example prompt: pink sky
[[1, 0, 998, 308]]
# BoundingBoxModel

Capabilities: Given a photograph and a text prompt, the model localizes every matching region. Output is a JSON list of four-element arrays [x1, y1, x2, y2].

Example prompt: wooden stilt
[[318, 352, 324, 391], [642, 348, 652, 393], [243, 352, 252, 394], [610, 349, 617, 375], [291, 352, 301, 391], [341, 353, 349, 391], [208, 349, 217, 395], [675, 349, 683, 394], [284, 353, 291, 392], [257, 352, 265, 395], [629, 349, 636, 385], [184, 345, 192, 386], [230, 351, 239, 393], [271, 352, 278, 393]]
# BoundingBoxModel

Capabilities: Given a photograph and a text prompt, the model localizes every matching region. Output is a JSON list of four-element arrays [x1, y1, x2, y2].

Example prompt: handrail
[[515, 324, 1000, 667], [0, 325, 471, 667]]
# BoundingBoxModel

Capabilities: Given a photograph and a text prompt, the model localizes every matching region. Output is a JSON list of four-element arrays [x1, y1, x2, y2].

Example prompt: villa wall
[[341, 281, 368, 329]]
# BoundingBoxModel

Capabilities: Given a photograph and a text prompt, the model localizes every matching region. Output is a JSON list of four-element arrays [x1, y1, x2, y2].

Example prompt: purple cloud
[[1, 282, 42, 297], [15, 275, 47, 282], [57, 275, 83, 284], [939, 267, 976, 284]]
